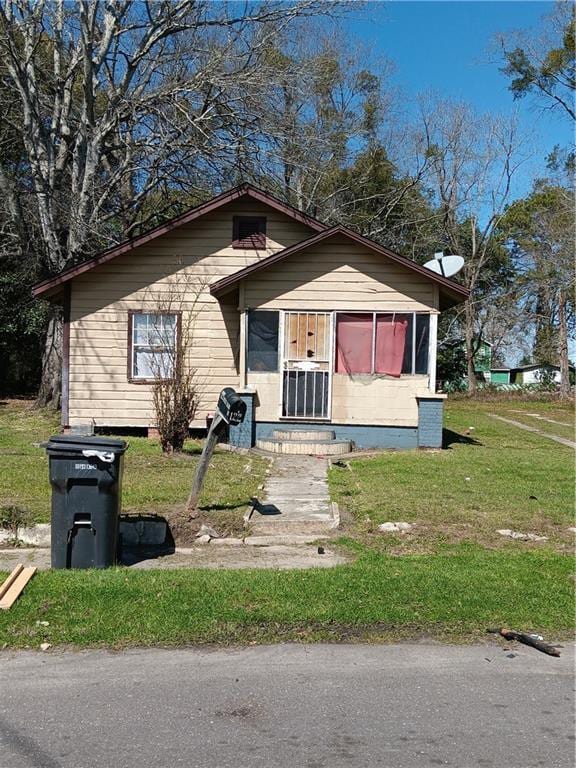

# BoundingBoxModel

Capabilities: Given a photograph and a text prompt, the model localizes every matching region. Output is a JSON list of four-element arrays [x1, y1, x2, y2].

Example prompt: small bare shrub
[[152, 359, 199, 454], [145, 276, 204, 454], [0, 504, 34, 546]]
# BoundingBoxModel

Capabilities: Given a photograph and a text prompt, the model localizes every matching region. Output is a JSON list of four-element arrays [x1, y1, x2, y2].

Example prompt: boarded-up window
[[130, 313, 177, 380], [247, 311, 279, 372], [232, 216, 267, 249], [284, 312, 330, 361]]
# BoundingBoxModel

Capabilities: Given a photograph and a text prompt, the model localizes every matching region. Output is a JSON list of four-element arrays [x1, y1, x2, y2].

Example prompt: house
[[511, 364, 574, 385], [489, 364, 574, 386], [473, 340, 492, 382], [32, 184, 469, 451], [489, 368, 512, 385]]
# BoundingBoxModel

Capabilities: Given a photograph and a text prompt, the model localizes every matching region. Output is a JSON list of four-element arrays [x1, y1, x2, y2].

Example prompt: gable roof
[[210, 225, 470, 309], [514, 363, 574, 372], [32, 184, 326, 298]]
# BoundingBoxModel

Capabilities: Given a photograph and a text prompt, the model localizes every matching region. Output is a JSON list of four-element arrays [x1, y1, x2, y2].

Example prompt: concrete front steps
[[256, 429, 351, 456], [249, 514, 339, 537]]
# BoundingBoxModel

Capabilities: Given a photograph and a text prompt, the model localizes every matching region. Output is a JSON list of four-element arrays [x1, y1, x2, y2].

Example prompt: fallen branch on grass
[[487, 627, 561, 657]]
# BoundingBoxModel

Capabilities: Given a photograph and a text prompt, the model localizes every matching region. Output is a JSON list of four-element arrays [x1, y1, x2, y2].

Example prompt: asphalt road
[[0, 643, 573, 768]]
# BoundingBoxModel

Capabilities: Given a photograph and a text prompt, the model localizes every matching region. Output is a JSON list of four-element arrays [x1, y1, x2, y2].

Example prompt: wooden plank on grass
[[0, 565, 36, 610], [0, 563, 24, 600]]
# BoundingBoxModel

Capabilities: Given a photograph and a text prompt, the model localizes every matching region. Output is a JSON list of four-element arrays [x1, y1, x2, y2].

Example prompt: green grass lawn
[[0, 545, 572, 649], [329, 399, 575, 550], [0, 396, 573, 650], [0, 400, 267, 524]]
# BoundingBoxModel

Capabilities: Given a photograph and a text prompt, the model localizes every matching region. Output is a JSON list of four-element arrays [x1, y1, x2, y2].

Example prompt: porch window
[[414, 314, 430, 374], [247, 310, 279, 372], [335, 312, 429, 377], [335, 314, 373, 374], [232, 216, 267, 249], [375, 314, 410, 375], [129, 312, 178, 381]]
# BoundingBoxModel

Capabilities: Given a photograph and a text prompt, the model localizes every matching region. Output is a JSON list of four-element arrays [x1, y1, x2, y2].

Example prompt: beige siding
[[242, 238, 437, 311], [242, 238, 438, 426], [247, 373, 430, 426], [331, 375, 426, 426], [246, 373, 281, 421], [68, 201, 314, 427]]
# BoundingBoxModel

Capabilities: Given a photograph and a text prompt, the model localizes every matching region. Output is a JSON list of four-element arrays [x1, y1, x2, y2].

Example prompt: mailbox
[[216, 387, 246, 426]]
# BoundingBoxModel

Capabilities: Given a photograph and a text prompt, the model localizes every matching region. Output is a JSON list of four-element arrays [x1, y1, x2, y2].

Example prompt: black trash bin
[[44, 435, 128, 569]]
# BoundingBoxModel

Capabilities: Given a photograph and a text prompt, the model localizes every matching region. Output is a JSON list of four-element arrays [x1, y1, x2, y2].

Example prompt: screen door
[[281, 312, 332, 419]]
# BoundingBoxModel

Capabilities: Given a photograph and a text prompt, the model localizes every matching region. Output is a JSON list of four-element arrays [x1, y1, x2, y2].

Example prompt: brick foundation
[[417, 397, 444, 448]]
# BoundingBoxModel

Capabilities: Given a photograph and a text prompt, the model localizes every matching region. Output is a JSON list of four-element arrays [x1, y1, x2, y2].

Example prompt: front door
[[281, 311, 332, 419]]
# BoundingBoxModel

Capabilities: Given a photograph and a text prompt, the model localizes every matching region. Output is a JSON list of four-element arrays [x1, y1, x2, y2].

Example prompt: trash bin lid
[[44, 434, 128, 454]]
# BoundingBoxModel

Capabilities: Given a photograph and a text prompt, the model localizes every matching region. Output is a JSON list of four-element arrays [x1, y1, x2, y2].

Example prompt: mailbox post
[[186, 388, 247, 514]]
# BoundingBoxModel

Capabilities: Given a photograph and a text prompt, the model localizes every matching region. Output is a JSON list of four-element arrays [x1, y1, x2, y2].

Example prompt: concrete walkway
[[249, 455, 338, 535], [0, 544, 349, 571], [510, 410, 574, 428], [489, 413, 575, 449]]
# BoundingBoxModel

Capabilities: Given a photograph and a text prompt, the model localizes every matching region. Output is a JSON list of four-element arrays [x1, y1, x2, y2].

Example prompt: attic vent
[[233, 216, 266, 249]]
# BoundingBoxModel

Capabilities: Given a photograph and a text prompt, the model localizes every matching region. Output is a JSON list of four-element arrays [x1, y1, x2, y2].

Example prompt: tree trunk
[[464, 299, 477, 395], [558, 290, 570, 398], [36, 309, 63, 409]]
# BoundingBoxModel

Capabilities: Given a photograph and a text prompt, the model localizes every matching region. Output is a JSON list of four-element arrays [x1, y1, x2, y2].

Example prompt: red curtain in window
[[375, 315, 409, 377], [335, 314, 373, 373]]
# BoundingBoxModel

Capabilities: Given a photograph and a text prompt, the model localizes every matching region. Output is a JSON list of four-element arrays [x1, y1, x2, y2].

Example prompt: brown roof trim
[[32, 184, 327, 298], [209, 226, 470, 307]]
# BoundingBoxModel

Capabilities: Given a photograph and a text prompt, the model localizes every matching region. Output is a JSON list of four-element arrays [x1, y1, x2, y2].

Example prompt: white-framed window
[[128, 312, 178, 382]]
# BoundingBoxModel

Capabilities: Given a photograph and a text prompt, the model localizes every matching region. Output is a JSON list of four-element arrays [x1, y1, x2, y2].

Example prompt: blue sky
[[347, 0, 571, 202]]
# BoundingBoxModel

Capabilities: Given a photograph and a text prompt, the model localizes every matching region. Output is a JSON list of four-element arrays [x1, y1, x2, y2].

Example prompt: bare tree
[[414, 98, 530, 392], [0, 0, 342, 406], [228, 33, 443, 264]]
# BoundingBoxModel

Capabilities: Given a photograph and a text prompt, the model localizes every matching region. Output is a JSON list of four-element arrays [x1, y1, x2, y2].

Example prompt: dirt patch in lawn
[[338, 518, 575, 556], [160, 505, 249, 546]]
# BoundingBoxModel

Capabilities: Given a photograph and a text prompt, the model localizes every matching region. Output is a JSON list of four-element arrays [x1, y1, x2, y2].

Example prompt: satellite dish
[[423, 251, 464, 278]]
